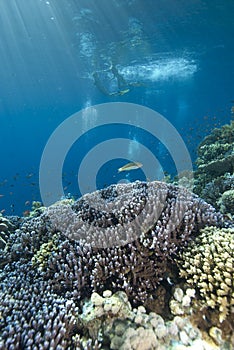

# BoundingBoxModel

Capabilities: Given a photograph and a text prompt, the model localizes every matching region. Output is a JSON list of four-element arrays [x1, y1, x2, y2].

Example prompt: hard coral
[[0, 180, 229, 349], [43, 181, 224, 304], [194, 121, 234, 215], [218, 189, 234, 215], [176, 226, 234, 323], [0, 262, 78, 349], [0, 215, 22, 265], [77, 290, 214, 350]]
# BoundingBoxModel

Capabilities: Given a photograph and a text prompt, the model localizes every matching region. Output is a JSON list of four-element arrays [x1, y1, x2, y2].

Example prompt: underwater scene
[[0, 0, 233, 349]]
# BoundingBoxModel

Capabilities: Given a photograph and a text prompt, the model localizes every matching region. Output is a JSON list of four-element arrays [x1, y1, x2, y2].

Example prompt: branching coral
[[0, 180, 230, 349], [0, 262, 78, 349], [42, 181, 225, 305], [194, 121, 234, 215], [176, 226, 234, 323], [0, 214, 22, 265], [31, 234, 58, 271]]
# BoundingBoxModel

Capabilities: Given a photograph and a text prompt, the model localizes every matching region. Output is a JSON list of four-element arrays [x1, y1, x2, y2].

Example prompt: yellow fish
[[118, 161, 143, 173]]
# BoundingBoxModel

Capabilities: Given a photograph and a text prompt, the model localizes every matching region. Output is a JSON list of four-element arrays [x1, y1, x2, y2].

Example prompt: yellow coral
[[176, 226, 234, 323], [31, 234, 58, 270]]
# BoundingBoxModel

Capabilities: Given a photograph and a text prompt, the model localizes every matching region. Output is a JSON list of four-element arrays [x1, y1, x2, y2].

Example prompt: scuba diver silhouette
[[93, 64, 136, 96]]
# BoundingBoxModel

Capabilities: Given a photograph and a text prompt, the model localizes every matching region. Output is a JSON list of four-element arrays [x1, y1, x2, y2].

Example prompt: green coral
[[27, 198, 75, 218], [218, 189, 234, 215], [176, 226, 234, 323], [31, 234, 58, 270], [31, 201, 43, 211], [196, 143, 233, 166], [194, 121, 234, 214], [197, 121, 234, 151]]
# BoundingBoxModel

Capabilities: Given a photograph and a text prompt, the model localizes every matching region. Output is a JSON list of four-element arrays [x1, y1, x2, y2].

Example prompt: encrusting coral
[[176, 226, 234, 323], [0, 180, 231, 349]]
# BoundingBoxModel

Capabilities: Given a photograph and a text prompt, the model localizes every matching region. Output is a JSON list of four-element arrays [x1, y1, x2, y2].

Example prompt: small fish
[[118, 161, 143, 173], [23, 210, 30, 217], [26, 173, 34, 179]]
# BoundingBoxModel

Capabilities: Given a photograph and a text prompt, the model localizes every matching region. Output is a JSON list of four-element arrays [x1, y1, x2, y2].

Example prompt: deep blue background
[[0, 0, 233, 215]]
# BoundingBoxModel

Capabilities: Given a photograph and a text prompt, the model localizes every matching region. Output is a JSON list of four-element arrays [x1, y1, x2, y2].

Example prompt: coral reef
[[38, 181, 225, 304], [176, 226, 234, 324], [0, 211, 55, 268], [218, 189, 234, 215], [168, 286, 232, 349], [0, 180, 231, 349], [0, 262, 78, 349], [194, 121, 234, 216], [29, 200, 46, 217], [76, 290, 226, 349], [169, 287, 196, 316], [31, 234, 58, 271], [0, 216, 10, 250], [0, 214, 22, 260]]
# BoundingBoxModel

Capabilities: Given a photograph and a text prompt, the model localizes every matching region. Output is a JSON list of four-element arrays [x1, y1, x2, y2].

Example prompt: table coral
[[41, 181, 225, 304], [0, 180, 230, 349]]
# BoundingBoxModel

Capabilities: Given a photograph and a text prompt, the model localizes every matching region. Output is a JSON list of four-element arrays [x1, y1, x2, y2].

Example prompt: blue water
[[0, 0, 233, 215]]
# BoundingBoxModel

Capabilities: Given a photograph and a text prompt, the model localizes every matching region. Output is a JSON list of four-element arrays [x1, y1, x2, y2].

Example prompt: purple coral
[[0, 262, 78, 349], [0, 180, 228, 349]]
